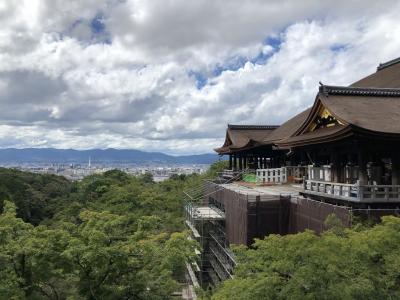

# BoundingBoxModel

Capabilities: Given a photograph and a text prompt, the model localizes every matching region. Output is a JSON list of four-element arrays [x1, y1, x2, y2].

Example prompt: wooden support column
[[233, 154, 237, 170], [239, 155, 243, 170], [229, 154, 233, 170], [330, 151, 339, 183], [345, 154, 352, 184], [358, 151, 368, 185], [392, 154, 400, 185], [377, 162, 384, 185], [244, 156, 247, 169]]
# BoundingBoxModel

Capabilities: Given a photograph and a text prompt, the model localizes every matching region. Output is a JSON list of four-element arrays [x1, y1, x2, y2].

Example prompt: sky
[[1, 0, 400, 155]]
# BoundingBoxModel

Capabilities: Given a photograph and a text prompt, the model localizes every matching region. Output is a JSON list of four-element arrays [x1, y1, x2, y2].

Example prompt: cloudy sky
[[1, 0, 400, 154]]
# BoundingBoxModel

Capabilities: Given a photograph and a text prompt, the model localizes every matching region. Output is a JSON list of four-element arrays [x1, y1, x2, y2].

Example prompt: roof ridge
[[319, 84, 400, 97], [228, 124, 279, 130], [377, 57, 400, 71]]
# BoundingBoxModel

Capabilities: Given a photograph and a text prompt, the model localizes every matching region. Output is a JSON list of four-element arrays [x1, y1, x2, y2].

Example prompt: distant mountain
[[0, 148, 221, 165]]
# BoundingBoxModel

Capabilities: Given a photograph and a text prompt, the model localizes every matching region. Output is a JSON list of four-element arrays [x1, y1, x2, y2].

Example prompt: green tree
[[140, 172, 155, 184], [0, 163, 220, 299], [62, 209, 197, 300], [213, 216, 400, 300], [0, 201, 77, 299], [207, 160, 229, 178], [0, 168, 73, 225]]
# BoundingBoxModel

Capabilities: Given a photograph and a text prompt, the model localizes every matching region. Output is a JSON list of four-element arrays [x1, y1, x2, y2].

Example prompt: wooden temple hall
[[215, 57, 400, 207], [185, 57, 400, 288]]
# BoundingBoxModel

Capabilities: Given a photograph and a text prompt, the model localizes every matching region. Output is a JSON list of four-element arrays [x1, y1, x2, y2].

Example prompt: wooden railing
[[304, 180, 400, 202], [256, 167, 287, 184], [256, 166, 307, 184], [361, 185, 400, 202]]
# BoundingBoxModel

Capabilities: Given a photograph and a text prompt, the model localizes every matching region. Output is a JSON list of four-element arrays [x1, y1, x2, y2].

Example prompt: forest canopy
[[212, 216, 400, 300], [1, 164, 400, 300], [0, 166, 216, 300]]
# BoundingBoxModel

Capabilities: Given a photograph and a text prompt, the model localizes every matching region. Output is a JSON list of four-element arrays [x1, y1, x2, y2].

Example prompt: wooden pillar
[[229, 154, 233, 170], [358, 151, 368, 185], [345, 154, 353, 184], [239, 155, 243, 170], [392, 154, 400, 185], [233, 154, 237, 170], [377, 162, 383, 185], [330, 151, 339, 183], [244, 156, 247, 169]]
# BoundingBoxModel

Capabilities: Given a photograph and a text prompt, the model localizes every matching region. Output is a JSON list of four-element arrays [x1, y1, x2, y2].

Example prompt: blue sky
[[0, 0, 400, 154], [191, 35, 282, 89]]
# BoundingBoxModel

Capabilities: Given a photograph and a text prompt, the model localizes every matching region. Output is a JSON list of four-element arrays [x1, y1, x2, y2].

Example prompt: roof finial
[[318, 82, 328, 95]]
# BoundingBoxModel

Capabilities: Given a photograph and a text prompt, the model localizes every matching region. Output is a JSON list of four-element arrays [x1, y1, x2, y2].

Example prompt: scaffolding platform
[[186, 205, 225, 221]]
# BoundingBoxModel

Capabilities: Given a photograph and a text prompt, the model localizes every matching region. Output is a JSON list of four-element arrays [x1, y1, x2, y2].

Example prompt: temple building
[[185, 57, 400, 288], [214, 125, 280, 171]]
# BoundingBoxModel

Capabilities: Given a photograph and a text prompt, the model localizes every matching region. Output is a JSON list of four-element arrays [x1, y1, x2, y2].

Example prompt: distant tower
[[88, 156, 91, 170]]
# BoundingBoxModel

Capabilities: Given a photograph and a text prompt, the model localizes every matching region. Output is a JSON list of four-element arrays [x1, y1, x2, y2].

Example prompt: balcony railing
[[256, 166, 307, 184], [304, 180, 400, 202], [256, 167, 287, 184]]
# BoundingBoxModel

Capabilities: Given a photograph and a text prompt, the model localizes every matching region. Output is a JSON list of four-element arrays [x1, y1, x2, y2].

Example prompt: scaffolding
[[185, 202, 237, 287], [183, 170, 245, 288], [183, 168, 400, 296]]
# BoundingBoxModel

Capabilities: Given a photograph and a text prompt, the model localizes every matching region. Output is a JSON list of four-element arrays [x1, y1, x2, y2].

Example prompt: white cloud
[[0, 0, 400, 154]]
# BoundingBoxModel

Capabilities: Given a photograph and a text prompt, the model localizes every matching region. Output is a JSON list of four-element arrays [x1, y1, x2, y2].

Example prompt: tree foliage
[[0, 168, 74, 225], [3, 162, 399, 300], [213, 216, 400, 300], [0, 166, 207, 299]]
